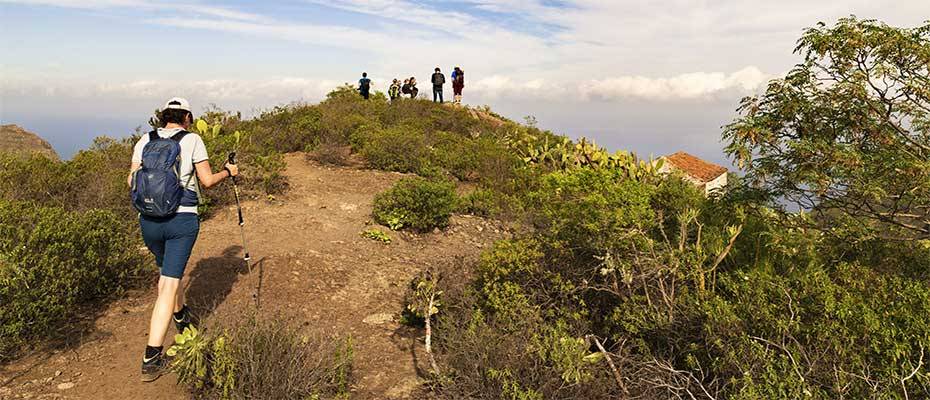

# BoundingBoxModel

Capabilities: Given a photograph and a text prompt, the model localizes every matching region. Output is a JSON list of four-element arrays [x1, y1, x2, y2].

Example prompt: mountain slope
[[0, 124, 59, 160]]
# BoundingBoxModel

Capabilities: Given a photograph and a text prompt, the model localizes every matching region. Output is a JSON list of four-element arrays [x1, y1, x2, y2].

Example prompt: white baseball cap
[[163, 97, 192, 112]]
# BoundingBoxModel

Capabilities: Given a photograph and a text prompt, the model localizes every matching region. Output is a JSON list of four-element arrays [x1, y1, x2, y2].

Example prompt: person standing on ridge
[[431, 67, 445, 103], [389, 78, 401, 102], [358, 72, 372, 100], [129, 97, 239, 382], [402, 78, 412, 98], [452, 66, 465, 104], [409, 77, 419, 99]]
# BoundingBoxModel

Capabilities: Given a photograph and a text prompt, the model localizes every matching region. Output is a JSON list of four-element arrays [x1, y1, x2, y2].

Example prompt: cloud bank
[[2, 66, 771, 107]]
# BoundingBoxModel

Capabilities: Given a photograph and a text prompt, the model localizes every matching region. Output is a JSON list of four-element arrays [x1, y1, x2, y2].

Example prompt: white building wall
[[704, 173, 728, 196]]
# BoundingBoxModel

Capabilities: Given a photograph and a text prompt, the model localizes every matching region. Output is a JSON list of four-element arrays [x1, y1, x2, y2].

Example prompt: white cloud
[[78, 78, 340, 102], [578, 67, 771, 101], [0, 0, 268, 22], [148, 17, 391, 49], [304, 0, 483, 35]]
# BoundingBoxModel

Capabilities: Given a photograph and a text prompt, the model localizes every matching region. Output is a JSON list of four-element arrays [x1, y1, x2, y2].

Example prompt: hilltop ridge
[[0, 124, 59, 160]]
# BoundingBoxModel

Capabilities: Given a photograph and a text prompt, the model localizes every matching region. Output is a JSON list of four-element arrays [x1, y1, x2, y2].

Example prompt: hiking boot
[[141, 352, 168, 382], [174, 305, 193, 333]]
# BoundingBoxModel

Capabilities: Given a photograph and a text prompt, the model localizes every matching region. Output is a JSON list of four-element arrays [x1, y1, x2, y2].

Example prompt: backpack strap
[[154, 129, 202, 207], [170, 130, 189, 142], [171, 130, 202, 207]]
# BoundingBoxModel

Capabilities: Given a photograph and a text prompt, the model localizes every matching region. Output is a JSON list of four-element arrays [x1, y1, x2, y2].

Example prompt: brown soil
[[0, 153, 509, 400]]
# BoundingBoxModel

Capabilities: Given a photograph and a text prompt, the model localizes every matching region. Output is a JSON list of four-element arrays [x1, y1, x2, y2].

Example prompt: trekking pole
[[228, 152, 258, 308]]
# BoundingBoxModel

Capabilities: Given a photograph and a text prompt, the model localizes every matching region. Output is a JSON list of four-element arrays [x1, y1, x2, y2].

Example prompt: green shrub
[[191, 118, 289, 216], [428, 169, 930, 398], [430, 133, 519, 183], [0, 136, 137, 220], [308, 143, 354, 166], [372, 177, 457, 232], [527, 167, 657, 250], [170, 315, 353, 399], [240, 105, 325, 152], [457, 188, 501, 217], [0, 201, 149, 361], [357, 125, 430, 173], [360, 228, 391, 244]]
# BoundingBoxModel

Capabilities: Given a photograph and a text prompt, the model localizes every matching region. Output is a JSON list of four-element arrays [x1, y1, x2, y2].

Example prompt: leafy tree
[[724, 17, 930, 239]]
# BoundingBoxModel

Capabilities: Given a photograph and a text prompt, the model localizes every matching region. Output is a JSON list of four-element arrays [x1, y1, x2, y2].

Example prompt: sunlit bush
[[372, 177, 457, 232], [0, 201, 149, 361]]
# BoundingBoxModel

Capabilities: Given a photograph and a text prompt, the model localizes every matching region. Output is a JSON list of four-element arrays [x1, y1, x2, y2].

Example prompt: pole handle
[[227, 152, 239, 185]]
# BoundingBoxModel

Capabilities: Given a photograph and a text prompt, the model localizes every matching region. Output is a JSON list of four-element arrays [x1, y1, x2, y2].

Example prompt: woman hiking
[[128, 97, 239, 382]]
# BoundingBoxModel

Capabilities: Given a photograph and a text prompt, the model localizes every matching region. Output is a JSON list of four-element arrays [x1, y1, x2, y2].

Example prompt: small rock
[[55, 370, 62, 377], [432, 228, 440, 234], [56, 382, 75, 390], [362, 313, 395, 325], [45, 377, 54, 384]]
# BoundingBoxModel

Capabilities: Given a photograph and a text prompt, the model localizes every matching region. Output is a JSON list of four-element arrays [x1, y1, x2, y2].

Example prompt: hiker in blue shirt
[[358, 72, 372, 100]]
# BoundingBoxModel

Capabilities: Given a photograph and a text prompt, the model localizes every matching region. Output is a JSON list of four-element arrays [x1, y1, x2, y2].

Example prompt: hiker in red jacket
[[452, 67, 465, 104]]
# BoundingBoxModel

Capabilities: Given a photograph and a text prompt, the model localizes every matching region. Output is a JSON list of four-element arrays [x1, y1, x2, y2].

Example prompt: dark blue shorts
[[140, 213, 199, 279]]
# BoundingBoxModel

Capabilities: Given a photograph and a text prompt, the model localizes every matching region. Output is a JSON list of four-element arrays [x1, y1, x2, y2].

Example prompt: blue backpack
[[131, 130, 198, 217]]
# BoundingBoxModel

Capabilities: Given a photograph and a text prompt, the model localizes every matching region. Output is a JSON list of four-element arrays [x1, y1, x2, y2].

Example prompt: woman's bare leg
[[147, 276, 180, 347]]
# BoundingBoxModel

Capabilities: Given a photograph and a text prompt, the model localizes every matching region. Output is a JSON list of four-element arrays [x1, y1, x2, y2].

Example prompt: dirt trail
[[1, 153, 508, 400]]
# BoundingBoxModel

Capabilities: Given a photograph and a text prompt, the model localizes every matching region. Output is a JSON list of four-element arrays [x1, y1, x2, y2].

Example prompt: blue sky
[[1, 0, 928, 164]]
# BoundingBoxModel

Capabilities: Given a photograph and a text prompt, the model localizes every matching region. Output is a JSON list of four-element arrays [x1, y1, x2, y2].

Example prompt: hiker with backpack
[[358, 72, 372, 99], [452, 66, 465, 104], [431, 67, 445, 103], [128, 97, 239, 382], [389, 78, 401, 102]]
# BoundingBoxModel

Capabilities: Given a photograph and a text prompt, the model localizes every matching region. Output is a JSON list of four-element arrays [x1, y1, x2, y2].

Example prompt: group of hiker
[[360, 66, 465, 104]]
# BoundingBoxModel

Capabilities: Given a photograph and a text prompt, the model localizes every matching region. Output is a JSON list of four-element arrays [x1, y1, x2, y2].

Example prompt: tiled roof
[[662, 151, 728, 182]]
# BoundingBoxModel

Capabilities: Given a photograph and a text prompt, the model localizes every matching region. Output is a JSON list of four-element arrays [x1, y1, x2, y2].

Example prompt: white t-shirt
[[132, 128, 209, 214]]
